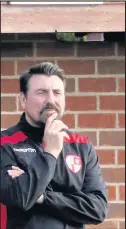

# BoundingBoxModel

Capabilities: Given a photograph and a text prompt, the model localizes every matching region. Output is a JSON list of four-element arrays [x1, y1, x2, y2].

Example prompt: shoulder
[[1, 124, 27, 147], [1, 124, 19, 137], [65, 130, 89, 145], [1, 125, 17, 137], [64, 130, 95, 160]]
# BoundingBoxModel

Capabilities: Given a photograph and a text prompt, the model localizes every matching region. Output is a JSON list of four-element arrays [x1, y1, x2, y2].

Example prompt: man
[[1, 62, 108, 229]]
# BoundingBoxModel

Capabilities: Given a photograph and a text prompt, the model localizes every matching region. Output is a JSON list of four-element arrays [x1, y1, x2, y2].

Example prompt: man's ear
[[19, 92, 26, 110]]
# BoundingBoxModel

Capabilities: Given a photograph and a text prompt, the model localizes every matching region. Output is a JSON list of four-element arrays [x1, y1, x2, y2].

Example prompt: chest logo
[[65, 155, 82, 173], [13, 148, 36, 153]]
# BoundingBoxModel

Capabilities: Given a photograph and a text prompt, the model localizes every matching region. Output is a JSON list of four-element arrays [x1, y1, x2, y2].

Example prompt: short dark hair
[[19, 62, 66, 95]]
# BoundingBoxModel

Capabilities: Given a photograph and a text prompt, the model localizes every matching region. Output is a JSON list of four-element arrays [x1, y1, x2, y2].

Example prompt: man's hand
[[7, 166, 25, 179], [44, 112, 70, 159], [36, 194, 44, 204]]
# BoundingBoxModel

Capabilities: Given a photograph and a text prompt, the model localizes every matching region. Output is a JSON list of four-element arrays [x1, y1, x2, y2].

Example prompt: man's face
[[20, 74, 65, 127]]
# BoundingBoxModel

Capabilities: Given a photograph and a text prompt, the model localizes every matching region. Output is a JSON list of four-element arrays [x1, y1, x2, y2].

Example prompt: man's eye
[[55, 91, 61, 95], [37, 91, 46, 94]]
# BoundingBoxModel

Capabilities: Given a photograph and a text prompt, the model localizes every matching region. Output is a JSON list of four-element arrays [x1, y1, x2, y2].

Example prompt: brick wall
[[1, 33, 125, 229]]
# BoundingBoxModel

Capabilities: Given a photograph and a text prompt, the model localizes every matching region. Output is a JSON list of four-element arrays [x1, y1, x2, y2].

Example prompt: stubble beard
[[39, 104, 62, 124], [39, 110, 61, 124]]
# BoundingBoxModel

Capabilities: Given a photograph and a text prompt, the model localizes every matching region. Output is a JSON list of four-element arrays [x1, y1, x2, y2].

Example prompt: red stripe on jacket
[[1, 131, 28, 146], [64, 133, 88, 144]]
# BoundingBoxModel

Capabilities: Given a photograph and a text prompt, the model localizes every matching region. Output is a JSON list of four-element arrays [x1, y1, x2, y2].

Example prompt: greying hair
[[20, 62, 66, 95]]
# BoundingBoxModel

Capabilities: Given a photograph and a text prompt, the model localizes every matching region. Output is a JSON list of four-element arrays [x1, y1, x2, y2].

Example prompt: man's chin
[[39, 116, 47, 124], [40, 111, 60, 123]]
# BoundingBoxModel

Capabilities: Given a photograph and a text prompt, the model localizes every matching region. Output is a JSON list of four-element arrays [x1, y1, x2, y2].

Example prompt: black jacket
[[0, 113, 108, 229]]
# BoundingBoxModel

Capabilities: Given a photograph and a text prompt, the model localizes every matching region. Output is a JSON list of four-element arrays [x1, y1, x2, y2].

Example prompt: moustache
[[40, 104, 59, 115]]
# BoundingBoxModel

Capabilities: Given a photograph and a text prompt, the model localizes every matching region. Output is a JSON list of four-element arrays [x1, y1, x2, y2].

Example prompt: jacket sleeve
[[43, 144, 108, 225], [0, 146, 56, 211]]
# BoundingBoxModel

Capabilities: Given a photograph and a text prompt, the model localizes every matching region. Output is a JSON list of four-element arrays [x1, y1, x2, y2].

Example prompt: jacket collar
[[19, 112, 45, 142]]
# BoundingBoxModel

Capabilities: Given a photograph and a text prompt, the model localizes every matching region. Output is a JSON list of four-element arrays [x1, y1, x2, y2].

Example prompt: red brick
[[119, 221, 125, 229], [1, 114, 21, 129], [79, 78, 116, 92], [37, 42, 74, 57], [86, 221, 118, 229], [1, 79, 19, 93], [100, 96, 125, 110], [108, 186, 116, 201], [78, 42, 115, 57], [1, 42, 33, 57], [119, 185, 125, 201], [1, 60, 15, 76], [17, 60, 55, 75], [118, 43, 125, 56], [76, 131, 97, 146], [102, 168, 125, 183], [118, 150, 125, 165], [100, 131, 125, 146], [118, 114, 125, 128], [96, 150, 115, 164], [17, 60, 36, 75], [78, 114, 116, 128], [108, 203, 125, 218], [58, 60, 95, 75], [1, 97, 17, 112], [65, 78, 75, 93], [98, 60, 125, 74], [66, 96, 96, 111], [62, 114, 75, 129], [118, 78, 125, 92]]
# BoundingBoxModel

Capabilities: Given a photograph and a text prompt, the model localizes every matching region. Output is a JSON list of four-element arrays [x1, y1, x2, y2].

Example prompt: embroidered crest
[[65, 155, 82, 173]]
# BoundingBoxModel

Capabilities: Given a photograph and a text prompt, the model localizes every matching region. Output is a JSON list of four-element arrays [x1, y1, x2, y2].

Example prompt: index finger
[[45, 112, 58, 130], [11, 166, 24, 173]]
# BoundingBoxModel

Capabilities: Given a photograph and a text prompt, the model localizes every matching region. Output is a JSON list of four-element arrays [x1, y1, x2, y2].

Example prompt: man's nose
[[46, 92, 55, 104]]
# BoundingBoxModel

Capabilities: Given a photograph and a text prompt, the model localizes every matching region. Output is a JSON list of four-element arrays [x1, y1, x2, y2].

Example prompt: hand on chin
[[41, 110, 58, 123]]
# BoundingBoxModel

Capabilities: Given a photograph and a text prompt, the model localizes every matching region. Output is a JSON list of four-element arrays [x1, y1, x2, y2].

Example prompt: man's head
[[19, 62, 66, 127]]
